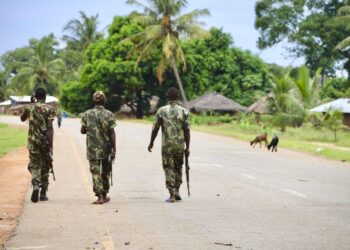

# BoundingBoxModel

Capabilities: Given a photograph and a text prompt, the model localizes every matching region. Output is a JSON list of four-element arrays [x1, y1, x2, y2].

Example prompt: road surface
[[1, 116, 350, 250]]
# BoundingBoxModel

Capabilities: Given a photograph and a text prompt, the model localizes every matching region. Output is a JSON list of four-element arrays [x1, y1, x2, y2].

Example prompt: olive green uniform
[[81, 106, 116, 197], [152, 101, 190, 193], [23, 102, 56, 189]]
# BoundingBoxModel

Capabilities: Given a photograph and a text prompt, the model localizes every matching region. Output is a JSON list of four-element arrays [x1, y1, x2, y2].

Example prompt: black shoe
[[175, 194, 182, 201], [31, 185, 40, 203], [40, 190, 49, 201]]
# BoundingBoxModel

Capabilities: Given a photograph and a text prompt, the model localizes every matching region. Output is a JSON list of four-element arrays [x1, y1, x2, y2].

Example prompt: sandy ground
[[0, 147, 30, 248]]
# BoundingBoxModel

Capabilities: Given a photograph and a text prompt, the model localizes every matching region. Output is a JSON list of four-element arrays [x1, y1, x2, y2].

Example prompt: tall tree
[[63, 11, 103, 52], [125, 0, 210, 102], [8, 35, 65, 95], [61, 16, 151, 115], [255, 0, 348, 75]]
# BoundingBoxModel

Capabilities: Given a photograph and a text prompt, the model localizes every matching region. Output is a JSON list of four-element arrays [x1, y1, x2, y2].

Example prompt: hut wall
[[343, 113, 350, 127]]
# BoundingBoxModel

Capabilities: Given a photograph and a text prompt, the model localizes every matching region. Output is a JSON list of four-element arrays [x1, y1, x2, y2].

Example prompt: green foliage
[[63, 11, 103, 52], [336, 3, 350, 50], [182, 28, 270, 106], [291, 65, 321, 109], [61, 16, 150, 115], [1, 34, 65, 95], [60, 81, 93, 114], [0, 71, 6, 101], [191, 113, 234, 125], [323, 109, 344, 141], [255, 0, 348, 75], [0, 123, 27, 156], [271, 112, 304, 131], [125, 0, 210, 102], [320, 77, 350, 100]]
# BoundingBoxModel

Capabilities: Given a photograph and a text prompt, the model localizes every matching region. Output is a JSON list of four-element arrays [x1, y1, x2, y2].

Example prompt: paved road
[[1, 116, 350, 250]]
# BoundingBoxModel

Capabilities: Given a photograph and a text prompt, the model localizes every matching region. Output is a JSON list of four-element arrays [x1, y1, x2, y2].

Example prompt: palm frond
[[336, 36, 350, 50], [130, 13, 157, 26], [156, 55, 167, 83], [162, 33, 176, 61], [174, 8, 210, 26], [336, 15, 350, 25], [338, 5, 350, 15], [126, 0, 157, 16], [174, 38, 186, 70]]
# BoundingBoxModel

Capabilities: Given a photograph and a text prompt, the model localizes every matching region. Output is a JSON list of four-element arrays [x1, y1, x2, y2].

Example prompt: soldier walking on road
[[81, 91, 116, 204], [20, 88, 56, 203], [148, 87, 191, 203]]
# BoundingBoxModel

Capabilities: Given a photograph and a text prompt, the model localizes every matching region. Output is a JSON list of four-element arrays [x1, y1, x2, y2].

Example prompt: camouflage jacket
[[81, 105, 116, 160], [153, 101, 190, 154], [24, 102, 56, 151]]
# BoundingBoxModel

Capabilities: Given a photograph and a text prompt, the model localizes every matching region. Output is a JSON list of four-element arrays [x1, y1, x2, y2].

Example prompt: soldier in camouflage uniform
[[81, 91, 116, 204], [20, 88, 56, 203], [148, 87, 191, 203]]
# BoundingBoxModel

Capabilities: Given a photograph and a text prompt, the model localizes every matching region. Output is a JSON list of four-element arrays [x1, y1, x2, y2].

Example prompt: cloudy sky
[[0, 0, 303, 66]]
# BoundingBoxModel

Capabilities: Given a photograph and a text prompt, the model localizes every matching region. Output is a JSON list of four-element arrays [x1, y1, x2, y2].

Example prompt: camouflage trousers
[[162, 151, 183, 193], [89, 159, 111, 196], [28, 150, 50, 190]]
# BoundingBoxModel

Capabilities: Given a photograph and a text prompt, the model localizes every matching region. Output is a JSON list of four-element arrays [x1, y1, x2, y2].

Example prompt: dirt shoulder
[[0, 147, 30, 248]]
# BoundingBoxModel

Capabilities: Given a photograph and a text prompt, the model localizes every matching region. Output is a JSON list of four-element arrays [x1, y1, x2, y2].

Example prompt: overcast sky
[[0, 0, 303, 67]]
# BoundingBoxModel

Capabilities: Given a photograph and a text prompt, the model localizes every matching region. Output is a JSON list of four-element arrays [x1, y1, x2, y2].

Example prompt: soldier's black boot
[[40, 188, 49, 201], [102, 192, 110, 203], [31, 184, 40, 203], [174, 188, 182, 201]]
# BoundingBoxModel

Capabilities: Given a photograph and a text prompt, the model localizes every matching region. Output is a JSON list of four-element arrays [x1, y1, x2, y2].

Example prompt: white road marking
[[282, 188, 307, 198], [241, 173, 257, 179], [192, 163, 223, 168]]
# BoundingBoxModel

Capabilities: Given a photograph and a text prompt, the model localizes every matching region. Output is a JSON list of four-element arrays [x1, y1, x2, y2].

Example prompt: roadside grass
[[129, 115, 350, 162], [193, 123, 350, 162], [0, 123, 27, 156]]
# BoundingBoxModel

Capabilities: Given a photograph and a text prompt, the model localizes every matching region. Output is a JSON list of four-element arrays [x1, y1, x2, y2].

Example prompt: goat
[[267, 134, 279, 152], [250, 132, 268, 148]]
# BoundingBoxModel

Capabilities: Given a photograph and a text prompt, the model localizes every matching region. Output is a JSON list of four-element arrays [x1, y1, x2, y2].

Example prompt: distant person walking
[[20, 88, 56, 203], [57, 112, 62, 128], [148, 87, 191, 203], [80, 91, 116, 204]]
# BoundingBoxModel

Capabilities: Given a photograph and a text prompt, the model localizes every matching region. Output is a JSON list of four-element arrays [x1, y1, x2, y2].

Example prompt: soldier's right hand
[[184, 148, 190, 157], [148, 143, 153, 152]]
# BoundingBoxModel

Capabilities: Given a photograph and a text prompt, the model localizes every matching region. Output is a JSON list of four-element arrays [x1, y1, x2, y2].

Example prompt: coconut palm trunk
[[171, 55, 187, 103]]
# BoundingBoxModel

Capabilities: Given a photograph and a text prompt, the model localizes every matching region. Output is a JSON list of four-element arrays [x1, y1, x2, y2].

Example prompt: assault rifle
[[48, 151, 56, 181], [108, 145, 115, 186], [185, 154, 190, 197]]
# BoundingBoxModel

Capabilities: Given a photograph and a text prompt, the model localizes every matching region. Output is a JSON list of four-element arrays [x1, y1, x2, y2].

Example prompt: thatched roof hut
[[248, 93, 273, 114], [185, 93, 247, 114]]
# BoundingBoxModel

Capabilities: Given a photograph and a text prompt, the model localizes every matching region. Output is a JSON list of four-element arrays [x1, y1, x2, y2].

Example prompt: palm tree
[[63, 11, 103, 52], [291, 65, 321, 109], [336, 1, 350, 50], [269, 73, 304, 131], [10, 36, 65, 94], [125, 0, 210, 102]]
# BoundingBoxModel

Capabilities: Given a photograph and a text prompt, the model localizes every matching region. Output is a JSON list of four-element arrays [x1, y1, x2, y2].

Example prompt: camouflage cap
[[93, 91, 106, 103]]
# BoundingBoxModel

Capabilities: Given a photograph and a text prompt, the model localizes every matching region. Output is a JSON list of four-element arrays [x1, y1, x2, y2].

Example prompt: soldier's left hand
[[148, 143, 153, 152], [111, 148, 116, 160]]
